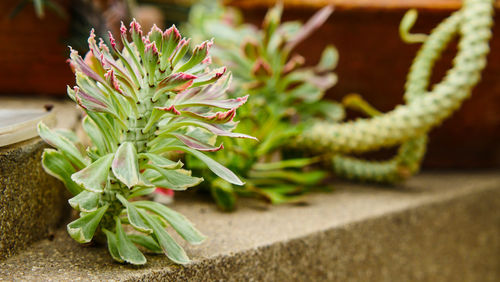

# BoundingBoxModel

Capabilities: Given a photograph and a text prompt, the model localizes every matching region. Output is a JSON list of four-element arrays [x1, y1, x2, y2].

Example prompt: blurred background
[[1, 0, 499, 168]]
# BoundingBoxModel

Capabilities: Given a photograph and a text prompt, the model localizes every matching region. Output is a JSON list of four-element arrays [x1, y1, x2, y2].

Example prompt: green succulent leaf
[[67, 204, 109, 243], [102, 228, 124, 263], [139, 210, 190, 264], [82, 115, 107, 155], [128, 234, 163, 254], [252, 157, 320, 171], [139, 153, 183, 169], [317, 45, 339, 72], [134, 201, 206, 245], [71, 154, 114, 193], [168, 145, 244, 186], [143, 165, 203, 191], [115, 217, 147, 265], [112, 142, 141, 188], [128, 186, 157, 199], [38, 122, 88, 169], [68, 190, 99, 212], [210, 179, 236, 211], [41, 149, 82, 195], [116, 194, 153, 234]]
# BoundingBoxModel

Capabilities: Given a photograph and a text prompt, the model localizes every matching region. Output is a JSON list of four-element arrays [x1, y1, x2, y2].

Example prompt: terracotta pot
[[229, 1, 500, 168], [0, 0, 73, 97]]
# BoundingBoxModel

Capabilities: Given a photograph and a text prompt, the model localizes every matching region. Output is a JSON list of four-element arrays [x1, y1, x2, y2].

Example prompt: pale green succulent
[[38, 20, 254, 265]]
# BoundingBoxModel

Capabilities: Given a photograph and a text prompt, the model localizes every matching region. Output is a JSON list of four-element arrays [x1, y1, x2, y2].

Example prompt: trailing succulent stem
[[38, 20, 253, 265], [323, 0, 493, 182]]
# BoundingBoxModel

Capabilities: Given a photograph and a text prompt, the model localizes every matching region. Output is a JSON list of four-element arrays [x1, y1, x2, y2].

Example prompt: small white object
[[0, 109, 56, 147]]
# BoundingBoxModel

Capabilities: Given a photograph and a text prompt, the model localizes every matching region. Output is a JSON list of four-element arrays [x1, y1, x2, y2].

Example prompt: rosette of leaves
[[37, 20, 253, 265], [186, 3, 342, 210]]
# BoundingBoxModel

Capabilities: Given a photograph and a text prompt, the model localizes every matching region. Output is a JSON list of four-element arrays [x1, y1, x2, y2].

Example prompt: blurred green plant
[[185, 0, 494, 208], [10, 0, 66, 19], [38, 20, 252, 265], [186, 3, 342, 210]]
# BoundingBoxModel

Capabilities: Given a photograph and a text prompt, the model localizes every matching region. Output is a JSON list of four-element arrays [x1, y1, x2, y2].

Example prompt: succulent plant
[[186, 4, 340, 210], [186, 0, 493, 200], [37, 20, 253, 265]]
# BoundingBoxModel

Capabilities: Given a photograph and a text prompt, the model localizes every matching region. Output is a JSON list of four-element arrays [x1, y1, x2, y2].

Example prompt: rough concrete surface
[[0, 97, 79, 260], [0, 138, 69, 260], [0, 171, 499, 281]]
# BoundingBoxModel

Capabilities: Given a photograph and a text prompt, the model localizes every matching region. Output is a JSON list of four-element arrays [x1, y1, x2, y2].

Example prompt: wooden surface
[[228, 0, 500, 10]]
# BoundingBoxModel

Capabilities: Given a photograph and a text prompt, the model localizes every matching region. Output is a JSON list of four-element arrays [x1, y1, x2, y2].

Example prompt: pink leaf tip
[[164, 25, 181, 39], [120, 21, 127, 35], [108, 31, 116, 48], [130, 19, 143, 36]]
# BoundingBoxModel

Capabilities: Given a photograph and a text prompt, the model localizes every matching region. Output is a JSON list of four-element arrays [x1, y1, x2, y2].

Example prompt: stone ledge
[[0, 97, 79, 260], [1, 171, 499, 281]]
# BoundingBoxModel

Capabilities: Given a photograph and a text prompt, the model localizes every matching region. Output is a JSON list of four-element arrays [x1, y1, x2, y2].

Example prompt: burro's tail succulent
[[302, 0, 494, 183], [37, 20, 253, 265]]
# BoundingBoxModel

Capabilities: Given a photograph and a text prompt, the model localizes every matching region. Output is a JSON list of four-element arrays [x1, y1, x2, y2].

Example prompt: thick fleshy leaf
[[241, 39, 259, 60], [69, 48, 105, 84], [68, 190, 99, 212], [181, 108, 236, 124], [71, 154, 114, 193], [174, 72, 232, 103], [128, 234, 163, 253], [316, 45, 338, 72], [191, 67, 226, 88], [168, 145, 243, 186], [175, 95, 249, 110], [157, 73, 197, 93], [252, 157, 320, 171], [82, 115, 107, 155], [143, 165, 203, 191], [169, 133, 223, 152], [75, 87, 111, 113], [160, 25, 182, 71], [129, 19, 145, 58], [115, 217, 147, 265], [128, 186, 157, 199], [102, 228, 124, 263], [41, 149, 82, 195], [210, 179, 236, 212], [174, 120, 257, 140], [251, 59, 272, 77], [116, 194, 152, 234], [169, 38, 191, 68], [147, 24, 163, 49], [134, 201, 206, 245], [67, 204, 108, 243], [139, 153, 183, 169], [262, 4, 283, 45], [257, 185, 304, 204], [112, 142, 140, 188], [176, 39, 213, 72], [139, 209, 190, 264], [38, 122, 88, 169], [144, 42, 160, 86], [248, 170, 326, 186]]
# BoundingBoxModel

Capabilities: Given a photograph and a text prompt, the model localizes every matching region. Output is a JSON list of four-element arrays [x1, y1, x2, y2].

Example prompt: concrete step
[[0, 97, 79, 260], [1, 171, 499, 281]]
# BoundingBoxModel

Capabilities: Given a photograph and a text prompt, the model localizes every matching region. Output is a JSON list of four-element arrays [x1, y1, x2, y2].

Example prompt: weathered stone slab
[[0, 171, 499, 281], [0, 97, 79, 260]]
